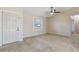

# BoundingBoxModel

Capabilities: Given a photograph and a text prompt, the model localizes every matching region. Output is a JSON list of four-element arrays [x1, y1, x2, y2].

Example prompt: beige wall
[[0, 7, 47, 44], [47, 8, 79, 36], [75, 20, 79, 33], [23, 11, 46, 38], [2, 8, 47, 38], [1, 7, 79, 38]]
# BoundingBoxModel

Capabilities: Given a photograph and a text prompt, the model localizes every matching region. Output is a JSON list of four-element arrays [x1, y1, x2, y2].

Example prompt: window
[[33, 17, 42, 31]]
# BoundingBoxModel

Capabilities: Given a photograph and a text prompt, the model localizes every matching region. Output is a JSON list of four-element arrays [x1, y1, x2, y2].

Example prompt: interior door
[[3, 10, 23, 44]]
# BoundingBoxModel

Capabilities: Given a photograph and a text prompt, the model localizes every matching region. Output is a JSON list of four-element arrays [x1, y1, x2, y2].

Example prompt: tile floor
[[0, 34, 79, 52]]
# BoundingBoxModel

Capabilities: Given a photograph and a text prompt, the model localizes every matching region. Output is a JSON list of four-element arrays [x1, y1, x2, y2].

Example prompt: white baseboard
[[23, 33, 46, 39], [19, 39, 23, 41], [0, 43, 2, 46]]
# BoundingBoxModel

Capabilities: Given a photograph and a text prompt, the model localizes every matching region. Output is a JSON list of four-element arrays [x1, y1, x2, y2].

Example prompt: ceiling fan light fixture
[[50, 12, 54, 15]]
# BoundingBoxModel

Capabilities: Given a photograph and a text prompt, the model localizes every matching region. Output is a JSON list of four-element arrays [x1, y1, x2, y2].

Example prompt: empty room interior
[[0, 7, 79, 52]]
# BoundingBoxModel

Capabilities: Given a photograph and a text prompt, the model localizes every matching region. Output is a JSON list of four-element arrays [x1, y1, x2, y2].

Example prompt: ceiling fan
[[49, 7, 61, 15]]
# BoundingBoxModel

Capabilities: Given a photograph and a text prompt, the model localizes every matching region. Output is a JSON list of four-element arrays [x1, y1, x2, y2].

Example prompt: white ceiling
[[24, 7, 72, 17]]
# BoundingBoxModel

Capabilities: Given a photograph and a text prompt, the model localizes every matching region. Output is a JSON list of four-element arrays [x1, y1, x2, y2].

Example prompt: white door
[[3, 11, 23, 44]]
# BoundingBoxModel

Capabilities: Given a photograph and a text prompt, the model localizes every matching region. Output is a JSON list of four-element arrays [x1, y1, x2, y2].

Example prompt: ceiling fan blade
[[54, 9, 61, 13], [54, 11, 61, 13]]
